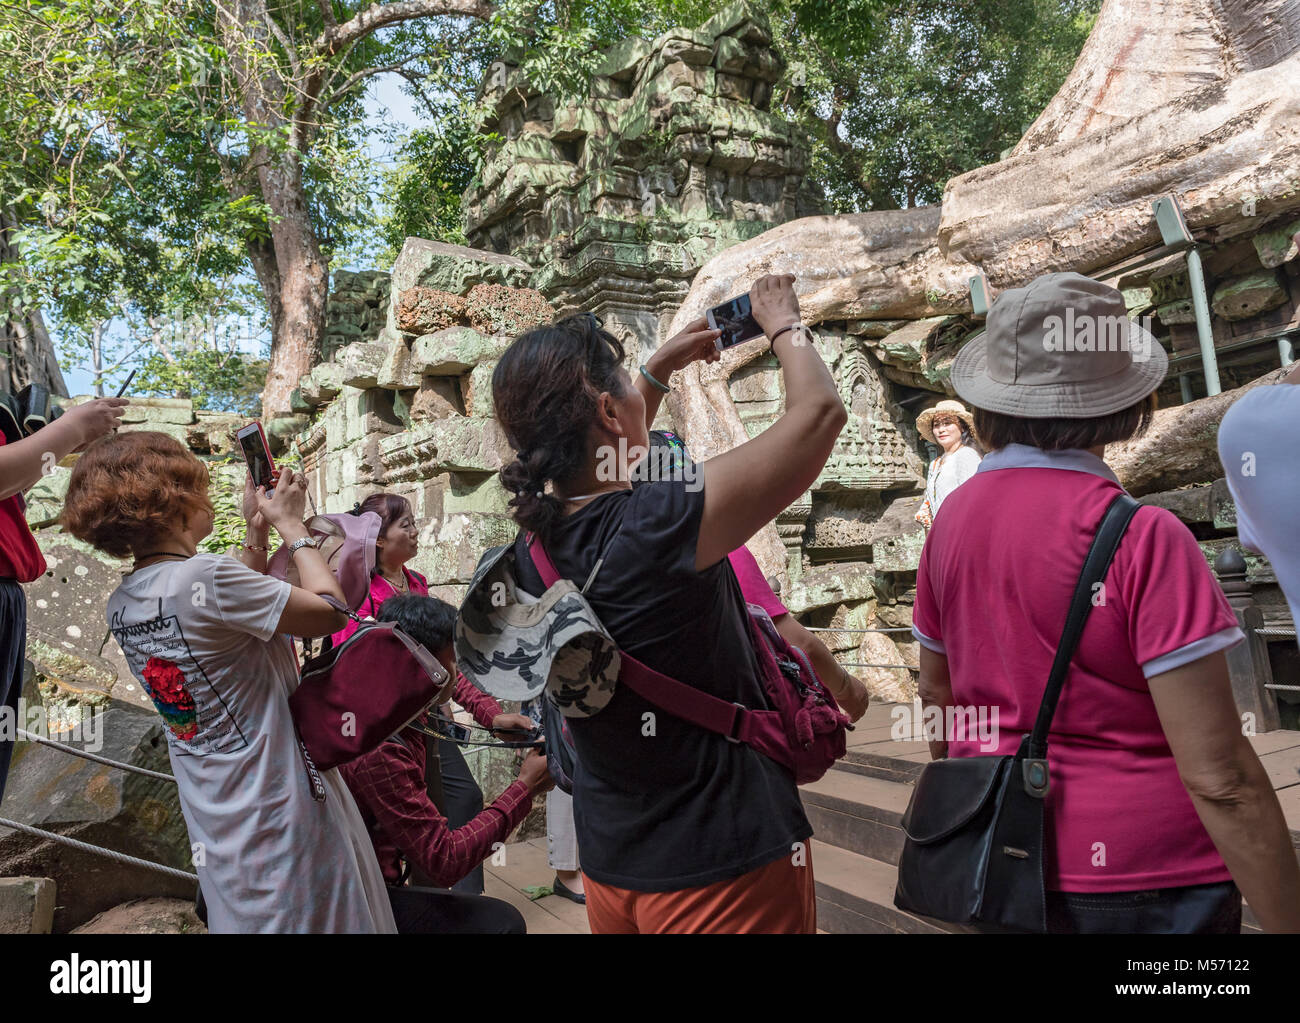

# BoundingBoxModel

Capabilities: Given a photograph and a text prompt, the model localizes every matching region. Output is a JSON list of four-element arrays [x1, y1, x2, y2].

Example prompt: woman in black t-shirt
[[492, 275, 847, 933]]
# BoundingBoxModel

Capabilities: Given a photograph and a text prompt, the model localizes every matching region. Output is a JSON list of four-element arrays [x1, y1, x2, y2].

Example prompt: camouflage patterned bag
[[455, 535, 621, 719], [457, 531, 851, 786]]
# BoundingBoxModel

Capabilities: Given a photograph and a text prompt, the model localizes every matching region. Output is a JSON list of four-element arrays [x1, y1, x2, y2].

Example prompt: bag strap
[[1024, 493, 1141, 770], [525, 529, 617, 595], [526, 533, 778, 747], [321, 592, 363, 624]]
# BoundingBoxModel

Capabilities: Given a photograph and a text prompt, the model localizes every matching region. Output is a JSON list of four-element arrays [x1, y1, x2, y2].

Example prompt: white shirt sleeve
[[204, 554, 294, 642], [932, 446, 982, 511]]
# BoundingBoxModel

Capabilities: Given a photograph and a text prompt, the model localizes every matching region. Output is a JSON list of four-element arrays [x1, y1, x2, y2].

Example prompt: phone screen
[[706, 294, 763, 350], [238, 425, 275, 491]]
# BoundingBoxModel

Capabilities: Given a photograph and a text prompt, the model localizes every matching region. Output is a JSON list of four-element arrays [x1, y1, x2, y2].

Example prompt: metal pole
[[1185, 247, 1221, 395], [1279, 335, 1295, 367], [1179, 374, 1194, 404]]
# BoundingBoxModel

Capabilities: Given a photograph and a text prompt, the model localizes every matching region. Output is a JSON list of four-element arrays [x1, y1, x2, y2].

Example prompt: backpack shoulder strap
[[527, 533, 776, 745], [619, 653, 775, 745]]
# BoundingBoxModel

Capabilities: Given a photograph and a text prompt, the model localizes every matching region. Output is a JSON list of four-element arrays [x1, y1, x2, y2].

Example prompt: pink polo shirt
[[913, 444, 1242, 893]]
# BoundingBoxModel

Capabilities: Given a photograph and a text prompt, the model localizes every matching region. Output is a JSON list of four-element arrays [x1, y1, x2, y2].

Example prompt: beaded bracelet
[[241, 543, 271, 553]]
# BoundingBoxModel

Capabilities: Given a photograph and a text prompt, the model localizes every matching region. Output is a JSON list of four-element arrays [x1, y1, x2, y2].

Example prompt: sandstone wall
[[462, 1, 825, 358]]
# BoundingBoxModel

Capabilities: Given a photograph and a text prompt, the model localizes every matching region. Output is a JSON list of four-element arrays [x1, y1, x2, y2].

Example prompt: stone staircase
[[803, 703, 1300, 934], [801, 746, 963, 934]]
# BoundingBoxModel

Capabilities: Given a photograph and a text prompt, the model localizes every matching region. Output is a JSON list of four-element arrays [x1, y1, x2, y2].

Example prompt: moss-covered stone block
[[1252, 217, 1300, 268], [1211, 270, 1288, 321], [411, 327, 511, 376]]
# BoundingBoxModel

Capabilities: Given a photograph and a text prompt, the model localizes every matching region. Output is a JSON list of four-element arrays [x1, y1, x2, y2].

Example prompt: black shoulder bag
[[893, 493, 1140, 933]]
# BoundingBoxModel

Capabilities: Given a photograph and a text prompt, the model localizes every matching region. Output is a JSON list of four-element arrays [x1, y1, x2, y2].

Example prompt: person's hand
[[517, 748, 554, 794], [242, 471, 269, 532], [63, 397, 128, 449], [491, 712, 536, 739], [838, 675, 871, 724], [256, 465, 308, 531], [647, 317, 723, 377], [749, 273, 800, 339]]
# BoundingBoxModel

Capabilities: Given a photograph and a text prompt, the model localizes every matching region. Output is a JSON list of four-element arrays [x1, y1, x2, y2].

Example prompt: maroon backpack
[[529, 536, 849, 785], [289, 598, 453, 772]]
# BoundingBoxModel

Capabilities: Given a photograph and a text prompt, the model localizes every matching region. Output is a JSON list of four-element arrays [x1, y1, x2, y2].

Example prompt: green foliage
[[379, 116, 480, 259], [135, 349, 268, 415], [380, 0, 1099, 237], [200, 459, 248, 556], [0, 0, 261, 321], [771, 0, 1102, 210]]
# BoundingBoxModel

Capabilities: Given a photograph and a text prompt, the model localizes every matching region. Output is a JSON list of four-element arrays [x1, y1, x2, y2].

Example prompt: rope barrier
[[17, 729, 176, 783], [1256, 628, 1297, 638], [0, 816, 198, 883], [839, 662, 918, 671]]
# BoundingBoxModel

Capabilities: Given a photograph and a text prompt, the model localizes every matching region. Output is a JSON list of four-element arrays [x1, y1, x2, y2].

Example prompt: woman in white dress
[[61, 430, 396, 933], [914, 400, 982, 531]]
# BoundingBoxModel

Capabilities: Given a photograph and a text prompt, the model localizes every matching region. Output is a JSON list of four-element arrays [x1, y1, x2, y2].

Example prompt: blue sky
[[62, 74, 434, 398]]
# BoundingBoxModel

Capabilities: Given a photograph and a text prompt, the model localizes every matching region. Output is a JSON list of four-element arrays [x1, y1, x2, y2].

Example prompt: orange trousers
[[583, 843, 816, 934]]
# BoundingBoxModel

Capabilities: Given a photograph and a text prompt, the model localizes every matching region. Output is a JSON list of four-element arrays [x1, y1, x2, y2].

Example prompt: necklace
[[562, 488, 624, 504], [380, 568, 408, 594]]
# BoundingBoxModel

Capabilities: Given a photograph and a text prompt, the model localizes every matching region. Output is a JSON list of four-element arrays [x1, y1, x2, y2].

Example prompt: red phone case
[[239, 421, 277, 489]]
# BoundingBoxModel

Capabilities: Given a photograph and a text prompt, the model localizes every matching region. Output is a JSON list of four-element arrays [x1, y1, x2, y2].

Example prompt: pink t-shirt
[[728, 545, 788, 619], [913, 444, 1242, 893]]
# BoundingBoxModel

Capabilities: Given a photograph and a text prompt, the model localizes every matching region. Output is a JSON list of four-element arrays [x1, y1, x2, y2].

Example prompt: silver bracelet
[[286, 536, 318, 558]]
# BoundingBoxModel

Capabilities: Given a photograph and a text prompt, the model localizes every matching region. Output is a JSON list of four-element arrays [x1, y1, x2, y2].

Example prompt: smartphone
[[706, 293, 764, 351], [237, 421, 276, 495]]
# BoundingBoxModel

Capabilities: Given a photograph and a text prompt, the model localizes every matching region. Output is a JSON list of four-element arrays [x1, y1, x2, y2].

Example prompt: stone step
[[813, 841, 964, 934], [834, 748, 926, 785], [807, 758, 1281, 934], [800, 767, 913, 865]]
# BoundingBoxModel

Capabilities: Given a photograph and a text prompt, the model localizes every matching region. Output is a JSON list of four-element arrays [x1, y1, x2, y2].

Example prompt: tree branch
[[321, 51, 437, 110], [263, 10, 302, 79], [319, 0, 493, 56], [293, 0, 493, 152]]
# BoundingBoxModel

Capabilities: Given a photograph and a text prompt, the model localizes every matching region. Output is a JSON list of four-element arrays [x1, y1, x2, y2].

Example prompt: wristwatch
[[286, 536, 319, 558]]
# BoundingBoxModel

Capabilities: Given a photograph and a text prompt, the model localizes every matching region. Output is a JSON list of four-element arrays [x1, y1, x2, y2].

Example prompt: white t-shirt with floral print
[[107, 553, 395, 933]]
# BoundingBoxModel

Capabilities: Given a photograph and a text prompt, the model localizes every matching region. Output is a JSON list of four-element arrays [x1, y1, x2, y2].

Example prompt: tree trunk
[[249, 158, 327, 417], [217, 0, 328, 417], [1013, 0, 1300, 157], [1, 210, 69, 397]]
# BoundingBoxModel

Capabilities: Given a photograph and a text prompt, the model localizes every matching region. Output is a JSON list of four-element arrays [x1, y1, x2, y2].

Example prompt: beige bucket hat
[[950, 272, 1167, 418], [916, 400, 977, 444]]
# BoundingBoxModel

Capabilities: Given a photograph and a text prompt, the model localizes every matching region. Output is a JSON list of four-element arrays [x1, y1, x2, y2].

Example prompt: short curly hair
[[61, 431, 213, 558]]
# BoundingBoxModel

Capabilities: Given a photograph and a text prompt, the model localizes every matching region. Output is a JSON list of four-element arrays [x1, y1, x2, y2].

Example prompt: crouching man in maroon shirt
[[339, 594, 554, 933]]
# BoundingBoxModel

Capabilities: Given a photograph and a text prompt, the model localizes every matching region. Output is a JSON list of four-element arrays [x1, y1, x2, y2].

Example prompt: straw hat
[[950, 272, 1166, 418], [916, 400, 977, 445]]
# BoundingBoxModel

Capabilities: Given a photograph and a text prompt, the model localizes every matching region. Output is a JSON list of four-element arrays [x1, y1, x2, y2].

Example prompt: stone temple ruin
[[287, 0, 1300, 708], [8, 0, 1300, 929]]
